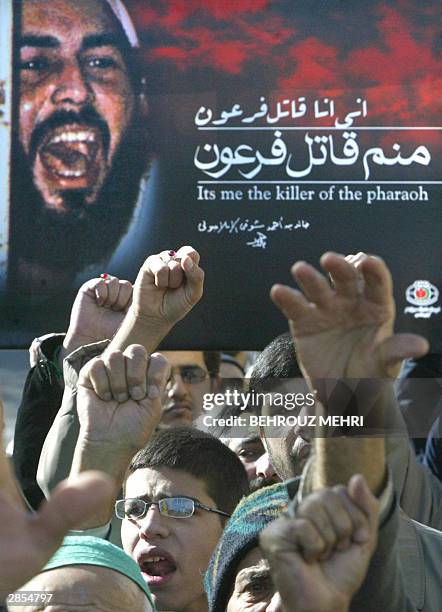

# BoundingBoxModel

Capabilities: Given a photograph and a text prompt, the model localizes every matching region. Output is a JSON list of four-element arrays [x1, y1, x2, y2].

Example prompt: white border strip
[[0, 0, 13, 292]]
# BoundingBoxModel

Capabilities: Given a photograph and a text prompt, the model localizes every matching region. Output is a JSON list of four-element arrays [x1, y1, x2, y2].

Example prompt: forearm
[[0, 453, 27, 510], [312, 437, 386, 496], [308, 380, 394, 495], [69, 440, 132, 529], [106, 307, 172, 355]]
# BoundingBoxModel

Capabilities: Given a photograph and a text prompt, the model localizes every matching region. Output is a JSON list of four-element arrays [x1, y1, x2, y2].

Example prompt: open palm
[[271, 252, 428, 380]]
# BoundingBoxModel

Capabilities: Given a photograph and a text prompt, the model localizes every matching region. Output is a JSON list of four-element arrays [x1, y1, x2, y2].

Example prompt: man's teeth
[[58, 169, 85, 177], [49, 131, 96, 144]]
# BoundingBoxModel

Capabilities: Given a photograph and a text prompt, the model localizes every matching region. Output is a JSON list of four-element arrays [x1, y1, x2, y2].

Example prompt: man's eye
[[238, 449, 262, 461], [245, 578, 271, 597], [125, 500, 145, 517], [20, 57, 50, 71], [183, 372, 199, 383], [85, 57, 119, 70], [181, 367, 207, 384]]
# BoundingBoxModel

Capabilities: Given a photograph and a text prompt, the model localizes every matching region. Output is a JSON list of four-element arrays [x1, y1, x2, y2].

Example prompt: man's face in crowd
[[226, 547, 281, 611], [20, 565, 152, 611], [260, 381, 317, 481], [20, 0, 136, 213], [121, 466, 224, 612], [160, 352, 213, 428], [223, 436, 265, 482]]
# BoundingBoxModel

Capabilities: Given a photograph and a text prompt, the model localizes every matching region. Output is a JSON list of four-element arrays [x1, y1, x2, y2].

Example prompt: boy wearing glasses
[[119, 428, 248, 611], [66, 345, 249, 612]]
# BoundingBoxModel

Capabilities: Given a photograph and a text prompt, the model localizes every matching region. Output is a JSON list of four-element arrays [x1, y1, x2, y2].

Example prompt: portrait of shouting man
[[9, 0, 152, 295]]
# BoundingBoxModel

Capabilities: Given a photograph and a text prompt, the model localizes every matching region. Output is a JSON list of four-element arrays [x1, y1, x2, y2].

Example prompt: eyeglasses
[[115, 496, 231, 520], [167, 366, 208, 385]]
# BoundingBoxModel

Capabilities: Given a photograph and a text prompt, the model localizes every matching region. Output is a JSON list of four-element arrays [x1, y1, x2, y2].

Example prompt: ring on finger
[[161, 250, 181, 265]]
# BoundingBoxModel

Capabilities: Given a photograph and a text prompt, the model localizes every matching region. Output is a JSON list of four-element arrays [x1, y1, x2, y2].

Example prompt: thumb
[[77, 357, 101, 390], [182, 257, 204, 304], [347, 474, 380, 533], [260, 518, 311, 606], [31, 471, 113, 552], [148, 353, 171, 396], [378, 334, 429, 377]]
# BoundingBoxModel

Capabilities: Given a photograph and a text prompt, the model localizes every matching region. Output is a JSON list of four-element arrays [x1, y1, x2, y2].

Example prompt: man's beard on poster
[[10, 105, 151, 275]]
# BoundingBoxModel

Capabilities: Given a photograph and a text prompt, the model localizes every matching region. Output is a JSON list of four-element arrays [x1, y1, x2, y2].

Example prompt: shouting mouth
[[138, 550, 177, 586], [39, 124, 104, 180], [33, 123, 109, 209]]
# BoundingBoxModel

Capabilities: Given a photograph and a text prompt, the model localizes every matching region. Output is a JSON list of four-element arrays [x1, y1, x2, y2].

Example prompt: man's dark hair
[[203, 351, 221, 379], [127, 428, 249, 520], [249, 332, 303, 394]]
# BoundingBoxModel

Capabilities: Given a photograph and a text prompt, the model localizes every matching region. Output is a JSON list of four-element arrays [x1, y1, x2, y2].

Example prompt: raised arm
[[106, 246, 204, 354], [13, 276, 132, 509], [0, 399, 113, 599], [69, 346, 169, 529], [270, 251, 429, 493], [60, 274, 133, 366], [37, 246, 204, 496], [260, 475, 380, 612]]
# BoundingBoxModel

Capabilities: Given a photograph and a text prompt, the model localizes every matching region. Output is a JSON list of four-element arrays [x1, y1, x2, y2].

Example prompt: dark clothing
[[12, 334, 64, 509], [424, 416, 442, 482], [395, 354, 442, 455]]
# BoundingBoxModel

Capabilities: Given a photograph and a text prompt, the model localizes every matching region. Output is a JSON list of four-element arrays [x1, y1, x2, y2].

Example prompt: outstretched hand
[[0, 471, 113, 598], [0, 399, 113, 597], [271, 252, 428, 380], [260, 475, 380, 612]]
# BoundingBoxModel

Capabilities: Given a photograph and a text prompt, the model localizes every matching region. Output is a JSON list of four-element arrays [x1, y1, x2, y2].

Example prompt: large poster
[[1, 0, 440, 349]]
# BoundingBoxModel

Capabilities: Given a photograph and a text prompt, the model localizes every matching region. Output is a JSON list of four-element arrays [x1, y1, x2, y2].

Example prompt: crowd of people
[[1, 243, 441, 611], [1, 0, 440, 610]]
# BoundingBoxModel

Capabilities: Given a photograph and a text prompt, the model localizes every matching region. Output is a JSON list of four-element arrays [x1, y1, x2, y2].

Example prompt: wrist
[[76, 434, 136, 462], [63, 331, 96, 356], [310, 379, 396, 435], [72, 436, 136, 482], [127, 306, 173, 334], [109, 306, 172, 353]]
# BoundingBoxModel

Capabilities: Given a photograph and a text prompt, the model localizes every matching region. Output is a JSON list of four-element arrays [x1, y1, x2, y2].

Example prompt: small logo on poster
[[404, 281, 441, 319]]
